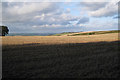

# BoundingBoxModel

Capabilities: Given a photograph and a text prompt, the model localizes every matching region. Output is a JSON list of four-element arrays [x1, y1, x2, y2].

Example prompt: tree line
[[0, 26, 9, 36]]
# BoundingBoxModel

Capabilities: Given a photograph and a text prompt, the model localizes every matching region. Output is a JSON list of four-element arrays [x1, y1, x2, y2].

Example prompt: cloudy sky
[[1, 0, 119, 33]]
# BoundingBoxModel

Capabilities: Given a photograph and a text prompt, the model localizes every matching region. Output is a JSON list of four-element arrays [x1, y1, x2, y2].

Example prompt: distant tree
[[0, 26, 9, 36]]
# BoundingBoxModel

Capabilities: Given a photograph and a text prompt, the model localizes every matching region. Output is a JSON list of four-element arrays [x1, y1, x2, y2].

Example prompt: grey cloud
[[2, 2, 90, 33], [2, 2, 80, 25], [90, 10, 117, 17], [77, 17, 89, 24], [80, 1, 118, 17], [80, 2, 108, 11], [113, 16, 120, 19]]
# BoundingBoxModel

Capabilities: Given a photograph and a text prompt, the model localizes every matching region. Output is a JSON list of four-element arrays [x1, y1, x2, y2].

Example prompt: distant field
[[2, 33, 119, 45], [2, 32, 120, 78], [52, 30, 120, 36]]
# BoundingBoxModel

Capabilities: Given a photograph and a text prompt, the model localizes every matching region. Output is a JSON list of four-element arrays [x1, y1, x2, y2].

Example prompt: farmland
[[2, 33, 119, 45], [52, 30, 120, 36], [2, 32, 120, 78]]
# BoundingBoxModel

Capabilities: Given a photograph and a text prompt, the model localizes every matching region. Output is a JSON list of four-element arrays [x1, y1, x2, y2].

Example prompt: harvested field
[[2, 33, 120, 78], [2, 33, 119, 45]]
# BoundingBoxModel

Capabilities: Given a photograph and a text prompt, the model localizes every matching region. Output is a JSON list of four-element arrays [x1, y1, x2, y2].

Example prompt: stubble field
[[2, 33, 120, 78]]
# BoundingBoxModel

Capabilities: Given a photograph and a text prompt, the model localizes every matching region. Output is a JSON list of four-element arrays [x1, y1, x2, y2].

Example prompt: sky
[[0, 0, 119, 33]]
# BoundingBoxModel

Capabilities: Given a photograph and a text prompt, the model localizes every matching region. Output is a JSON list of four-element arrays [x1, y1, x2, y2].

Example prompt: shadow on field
[[2, 41, 120, 78]]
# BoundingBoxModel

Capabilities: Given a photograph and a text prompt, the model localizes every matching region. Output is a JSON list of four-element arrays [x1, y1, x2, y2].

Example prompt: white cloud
[[66, 8, 71, 13], [2, 2, 59, 22], [32, 23, 79, 28], [81, 0, 119, 17], [32, 24, 63, 28], [2, 2, 90, 33], [0, 3, 2, 22], [82, 18, 118, 31], [6, 2, 53, 15], [2, 0, 119, 2], [80, 2, 108, 11], [89, 2, 118, 17], [32, 25, 37, 28], [81, 0, 119, 2], [2, 1, 117, 33]]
